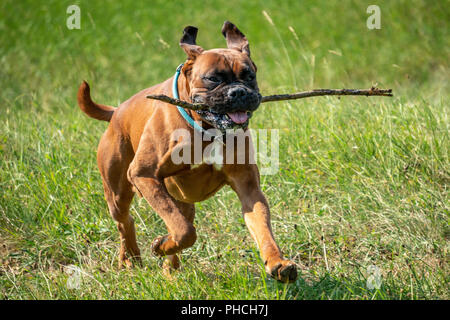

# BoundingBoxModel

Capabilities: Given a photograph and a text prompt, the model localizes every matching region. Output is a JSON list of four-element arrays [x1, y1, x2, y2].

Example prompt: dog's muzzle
[[193, 84, 262, 131]]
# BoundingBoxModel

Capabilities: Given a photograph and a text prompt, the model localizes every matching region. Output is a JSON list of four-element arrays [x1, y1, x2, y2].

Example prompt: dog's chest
[[164, 165, 226, 203]]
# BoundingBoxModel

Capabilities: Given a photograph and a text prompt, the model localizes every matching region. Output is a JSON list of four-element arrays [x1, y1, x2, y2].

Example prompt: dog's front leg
[[128, 162, 196, 257], [226, 164, 297, 283]]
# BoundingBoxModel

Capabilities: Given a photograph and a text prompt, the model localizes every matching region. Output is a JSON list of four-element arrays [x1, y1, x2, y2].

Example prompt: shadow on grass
[[283, 273, 376, 300]]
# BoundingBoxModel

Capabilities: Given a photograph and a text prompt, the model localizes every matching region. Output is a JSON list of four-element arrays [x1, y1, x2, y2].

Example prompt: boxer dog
[[77, 21, 297, 283]]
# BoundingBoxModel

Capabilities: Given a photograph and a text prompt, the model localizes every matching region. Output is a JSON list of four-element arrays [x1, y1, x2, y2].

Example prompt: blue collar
[[173, 63, 206, 134], [173, 64, 224, 145]]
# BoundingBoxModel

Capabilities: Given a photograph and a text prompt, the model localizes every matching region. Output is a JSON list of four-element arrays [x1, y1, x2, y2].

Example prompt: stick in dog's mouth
[[146, 87, 393, 111]]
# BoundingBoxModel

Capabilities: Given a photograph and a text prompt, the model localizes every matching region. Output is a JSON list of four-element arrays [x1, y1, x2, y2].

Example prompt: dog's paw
[[118, 255, 142, 269], [163, 254, 180, 270], [151, 235, 169, 256], [162, 255, 180, 280], [119, 257, 133, 269], [266, 259, 298, 283]]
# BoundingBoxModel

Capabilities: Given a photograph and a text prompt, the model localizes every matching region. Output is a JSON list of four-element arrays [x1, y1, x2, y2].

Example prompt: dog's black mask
[[192, 83, 261, 131]]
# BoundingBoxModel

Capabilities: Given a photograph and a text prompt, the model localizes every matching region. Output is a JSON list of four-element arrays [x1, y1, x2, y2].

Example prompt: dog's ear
[[221, 21, 250, 56], [180, 26, 204, 60]]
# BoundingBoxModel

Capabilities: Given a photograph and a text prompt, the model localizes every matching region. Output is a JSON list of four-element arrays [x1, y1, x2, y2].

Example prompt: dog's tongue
[[227, 112, 249, 124]]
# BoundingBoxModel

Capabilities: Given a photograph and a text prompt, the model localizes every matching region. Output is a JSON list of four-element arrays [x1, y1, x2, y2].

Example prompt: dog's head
[[179, 21, 261, 131]]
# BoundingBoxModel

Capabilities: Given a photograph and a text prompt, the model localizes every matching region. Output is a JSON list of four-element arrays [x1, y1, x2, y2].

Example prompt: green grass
[[0, 0, 448, 299]]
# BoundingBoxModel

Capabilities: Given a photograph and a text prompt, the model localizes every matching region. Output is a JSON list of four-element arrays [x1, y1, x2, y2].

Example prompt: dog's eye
[[241, 70, 255, 82], [246, 73, 256, 82], [204, 76, 221, 83]]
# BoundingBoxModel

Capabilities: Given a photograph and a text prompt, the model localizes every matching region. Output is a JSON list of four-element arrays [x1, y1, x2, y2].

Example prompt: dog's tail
[[77, 81, 115, 122]]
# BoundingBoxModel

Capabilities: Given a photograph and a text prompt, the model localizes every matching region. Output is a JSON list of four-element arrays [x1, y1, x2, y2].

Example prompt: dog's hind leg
[[97, 129, 140, 268]]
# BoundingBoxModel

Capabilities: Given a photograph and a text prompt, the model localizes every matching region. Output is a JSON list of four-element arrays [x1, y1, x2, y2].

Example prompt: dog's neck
[[175, 71, 214, 132]]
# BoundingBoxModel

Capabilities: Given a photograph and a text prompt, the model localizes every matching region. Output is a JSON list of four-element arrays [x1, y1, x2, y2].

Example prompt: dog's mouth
[[227, 111, 250, 124], [196, 109, 253, 131], [192, 85, 261, 131]]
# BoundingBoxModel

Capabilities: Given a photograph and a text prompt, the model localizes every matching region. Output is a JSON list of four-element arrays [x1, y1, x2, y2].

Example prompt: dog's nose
[[228, 87, 247, 99]]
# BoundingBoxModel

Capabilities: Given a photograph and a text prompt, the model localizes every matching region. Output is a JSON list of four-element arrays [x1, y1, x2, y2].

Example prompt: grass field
[[0, 0, 448, 299]]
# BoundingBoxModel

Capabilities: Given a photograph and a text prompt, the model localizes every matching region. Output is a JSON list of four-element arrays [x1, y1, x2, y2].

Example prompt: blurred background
[[0, 0, 448, 299], [2, 0, 448, 108]]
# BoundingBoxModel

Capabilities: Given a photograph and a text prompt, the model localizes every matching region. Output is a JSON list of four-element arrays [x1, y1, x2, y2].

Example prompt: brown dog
[[77, 21, 297, 283]]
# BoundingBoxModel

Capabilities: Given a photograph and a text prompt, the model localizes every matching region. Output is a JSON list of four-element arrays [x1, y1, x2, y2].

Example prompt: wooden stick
[[261, 87, 392, 102], [145, 95, 209, 110], [146, 87, 393, 111]]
